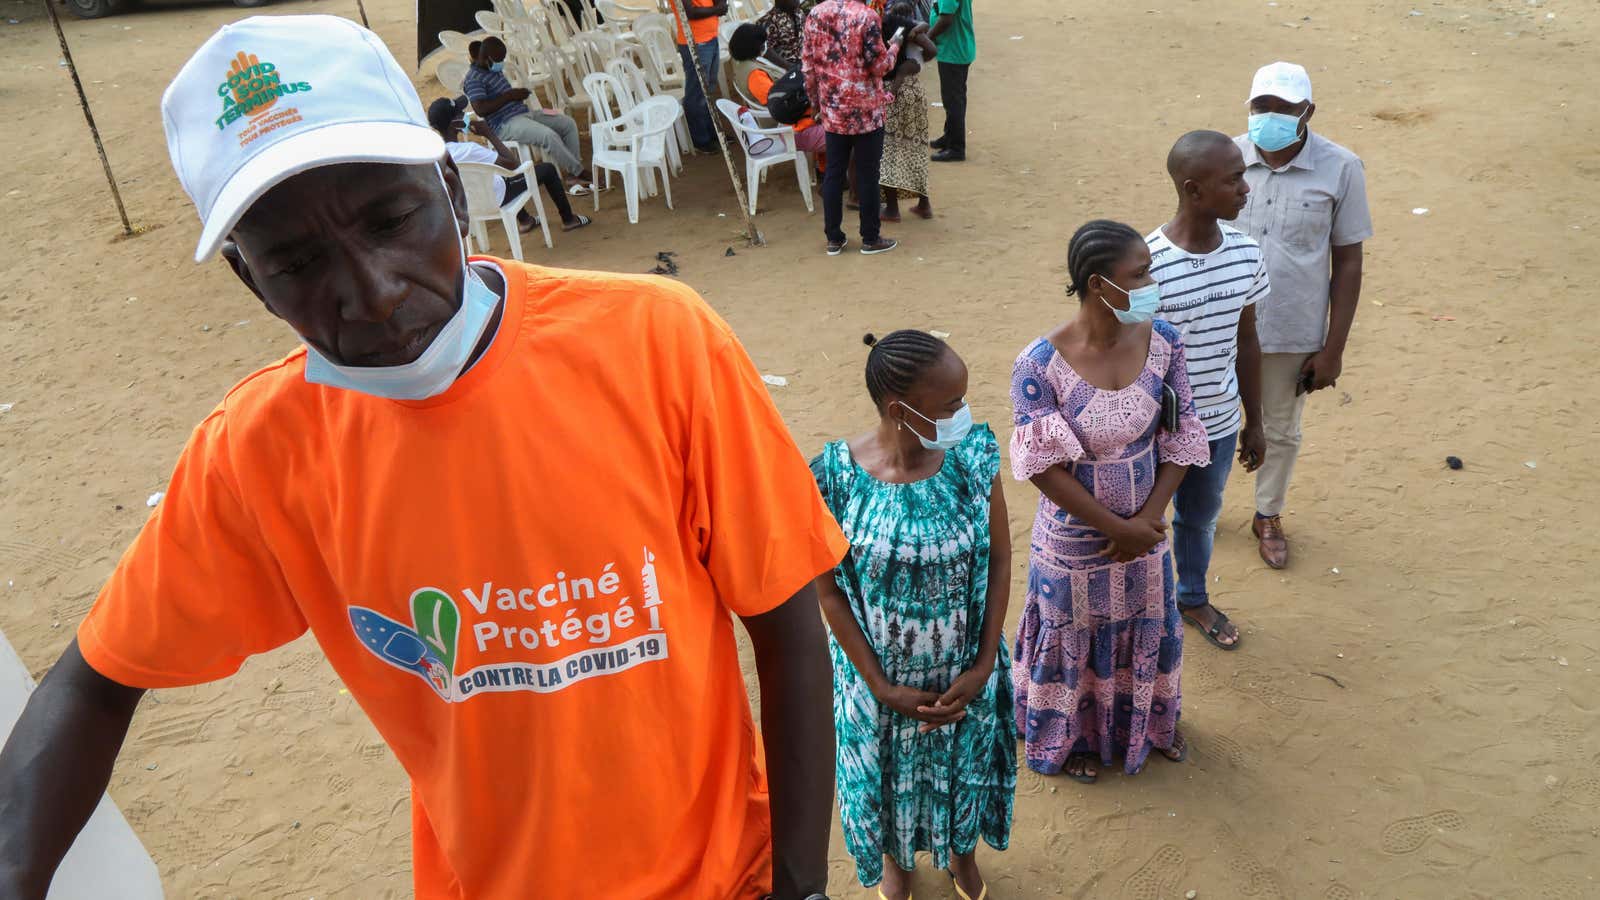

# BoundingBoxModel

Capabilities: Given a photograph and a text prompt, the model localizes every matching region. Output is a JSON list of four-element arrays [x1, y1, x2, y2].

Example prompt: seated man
[[728, 23, 825, 158], [464, 37, 593, 190], [427, 97, 591, 233]]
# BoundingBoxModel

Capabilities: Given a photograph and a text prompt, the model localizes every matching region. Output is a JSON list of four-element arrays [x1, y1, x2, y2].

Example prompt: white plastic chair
[[608, 56, 686, 172], [583, 71, 633, 124], [634, 23, 686, 95], [596, 0, 652, 40], [713, 19, 739, 97], [572, 31, 625, 74], [715, 97, 812, 215], [541, 48, 595, 125], [590, 95, 680, 224], [438, 30, 476, 55], [630, 11, 672, 36], [437, 58, 470, 93], [475, 10, 506, 35], [458, 159, 553, 257]]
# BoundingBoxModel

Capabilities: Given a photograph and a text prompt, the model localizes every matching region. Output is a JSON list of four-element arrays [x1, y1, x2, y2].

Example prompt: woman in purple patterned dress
[[1009, 220, 1211, 782]]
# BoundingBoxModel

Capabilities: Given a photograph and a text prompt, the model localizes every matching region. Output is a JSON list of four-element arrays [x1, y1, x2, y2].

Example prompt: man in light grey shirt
[[1233, 61, 1373, 569]]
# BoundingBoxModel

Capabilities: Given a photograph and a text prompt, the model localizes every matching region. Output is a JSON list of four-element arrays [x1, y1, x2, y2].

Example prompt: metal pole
[[670, 0, 764, 246], [354, 0, 370, 29], [43, 0, 133, 237]]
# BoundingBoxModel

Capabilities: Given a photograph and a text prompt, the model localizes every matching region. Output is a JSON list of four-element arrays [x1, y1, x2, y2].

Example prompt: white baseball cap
[[1248, 61, 1313, 105], [162, 15, 445, 262]]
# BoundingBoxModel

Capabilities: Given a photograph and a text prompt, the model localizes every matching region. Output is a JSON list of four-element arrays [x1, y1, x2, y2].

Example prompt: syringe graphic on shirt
[[641, 546, 663, 631]]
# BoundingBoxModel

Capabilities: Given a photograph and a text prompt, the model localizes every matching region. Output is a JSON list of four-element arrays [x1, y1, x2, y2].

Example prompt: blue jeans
[[1171, 431, 1236, 610], [677, 38, 720, 149]]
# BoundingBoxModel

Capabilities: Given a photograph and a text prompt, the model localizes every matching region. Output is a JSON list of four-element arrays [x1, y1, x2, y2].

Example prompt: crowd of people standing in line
[[0, 11, 1370, 899], [808, 59, 1370, 897]]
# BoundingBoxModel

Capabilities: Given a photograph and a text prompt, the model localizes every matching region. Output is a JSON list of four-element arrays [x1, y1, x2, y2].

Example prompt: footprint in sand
[[1544, 714, 1586, 760], [1182, 652, 1225, 692], [1217, 823, 1286, 899], [1560, 775, 1600, 808], [357, 738, 389, 761], [1324, 885, 1355, 900], [1121, 844, 1185, 900], [1014, 768, 1049, 796], [1205, 733, 1255, 770], [1380, 810, 1465, 855], [1534, 875, 1588, 900], [1529, 805, 1598, 842], [1229, 666, 1304, 717]]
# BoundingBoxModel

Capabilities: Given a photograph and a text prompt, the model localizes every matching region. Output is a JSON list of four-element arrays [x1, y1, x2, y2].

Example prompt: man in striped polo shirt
[[1146, 130, 1269, 651]]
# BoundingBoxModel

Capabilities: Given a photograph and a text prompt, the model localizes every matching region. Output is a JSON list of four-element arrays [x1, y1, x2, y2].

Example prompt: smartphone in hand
[[890, 26, 906, 43]]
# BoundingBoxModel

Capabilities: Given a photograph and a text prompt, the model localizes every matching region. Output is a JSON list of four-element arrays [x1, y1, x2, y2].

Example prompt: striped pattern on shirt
[[461, 65, 528, 131], [1146, 223, 1270, 440]]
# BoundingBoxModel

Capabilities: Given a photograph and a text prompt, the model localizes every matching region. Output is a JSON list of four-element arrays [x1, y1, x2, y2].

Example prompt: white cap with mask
[[162, 15, 500, 402]]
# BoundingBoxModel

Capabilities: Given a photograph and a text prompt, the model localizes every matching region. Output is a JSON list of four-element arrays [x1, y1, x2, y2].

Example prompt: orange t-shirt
[[673, 0, 721, 45], [78, 259, 848, 900]]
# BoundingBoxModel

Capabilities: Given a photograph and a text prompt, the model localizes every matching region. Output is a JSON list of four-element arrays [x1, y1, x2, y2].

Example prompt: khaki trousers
[[1254, 352, 1315, 518]]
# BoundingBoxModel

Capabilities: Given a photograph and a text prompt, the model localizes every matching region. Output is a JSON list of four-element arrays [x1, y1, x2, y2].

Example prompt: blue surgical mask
[[302, 166, 500, 401], [902, 401, 973, 451], [1100, 277, 1162, 325], [489, 60, 505, 73], [1248, 110, 1306, 152]]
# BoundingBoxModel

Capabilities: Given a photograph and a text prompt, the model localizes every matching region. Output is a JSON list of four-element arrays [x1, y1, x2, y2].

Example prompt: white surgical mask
[[302, 165, 499, 401], [901, 401, 973, 451]]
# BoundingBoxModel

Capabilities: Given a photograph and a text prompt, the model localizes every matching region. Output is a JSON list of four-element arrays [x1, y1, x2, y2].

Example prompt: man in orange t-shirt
[[0, 17, 845, 900], [672, 0, 727, 152]]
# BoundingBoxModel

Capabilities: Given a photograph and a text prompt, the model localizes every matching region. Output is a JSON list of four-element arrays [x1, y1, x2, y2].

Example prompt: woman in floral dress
[[878, 3, 939, 221], [813, 330, 1014, 900], [1010, 220, 1211, 782]]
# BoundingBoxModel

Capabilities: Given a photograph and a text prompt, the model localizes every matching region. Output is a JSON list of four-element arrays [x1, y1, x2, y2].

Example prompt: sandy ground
[[2, 0, 1598, 896]]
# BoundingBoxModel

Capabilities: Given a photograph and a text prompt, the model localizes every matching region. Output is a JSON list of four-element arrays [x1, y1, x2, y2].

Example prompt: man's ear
[[1302, 101, 1316, 125], [221, 241, 282, 322], [439, 155, 471, 242], [1181, 178, 1202, 203]]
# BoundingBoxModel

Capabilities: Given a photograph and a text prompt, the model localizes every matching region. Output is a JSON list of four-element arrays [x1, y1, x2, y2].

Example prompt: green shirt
[[933, 0, 975, 65]]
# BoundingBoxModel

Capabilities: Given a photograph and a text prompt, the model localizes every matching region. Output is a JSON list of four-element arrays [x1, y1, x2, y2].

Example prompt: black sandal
[[1182, 605, 1241, 651]]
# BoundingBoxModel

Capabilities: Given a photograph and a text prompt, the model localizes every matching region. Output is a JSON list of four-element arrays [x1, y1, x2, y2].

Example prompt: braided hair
[[861, 330, 947, 410], [1065, 219, 1142, 298]]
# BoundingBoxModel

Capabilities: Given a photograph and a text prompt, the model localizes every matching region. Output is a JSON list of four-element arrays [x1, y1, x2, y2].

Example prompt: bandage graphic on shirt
[[346, 549, 671, 703], [350, 590, 458, 701]]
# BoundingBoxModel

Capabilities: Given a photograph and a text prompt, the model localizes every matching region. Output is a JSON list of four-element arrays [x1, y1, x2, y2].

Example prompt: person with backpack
[[729, 23, 825, 158]]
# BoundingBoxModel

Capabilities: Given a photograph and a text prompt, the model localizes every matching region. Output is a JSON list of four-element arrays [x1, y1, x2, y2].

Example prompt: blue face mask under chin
[[488, 60, 505, 73], [301, 165, 500, 401]]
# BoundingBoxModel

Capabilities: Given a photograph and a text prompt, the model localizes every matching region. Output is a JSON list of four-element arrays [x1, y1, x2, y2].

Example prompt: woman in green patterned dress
[[811, 330, 1015, 900]]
